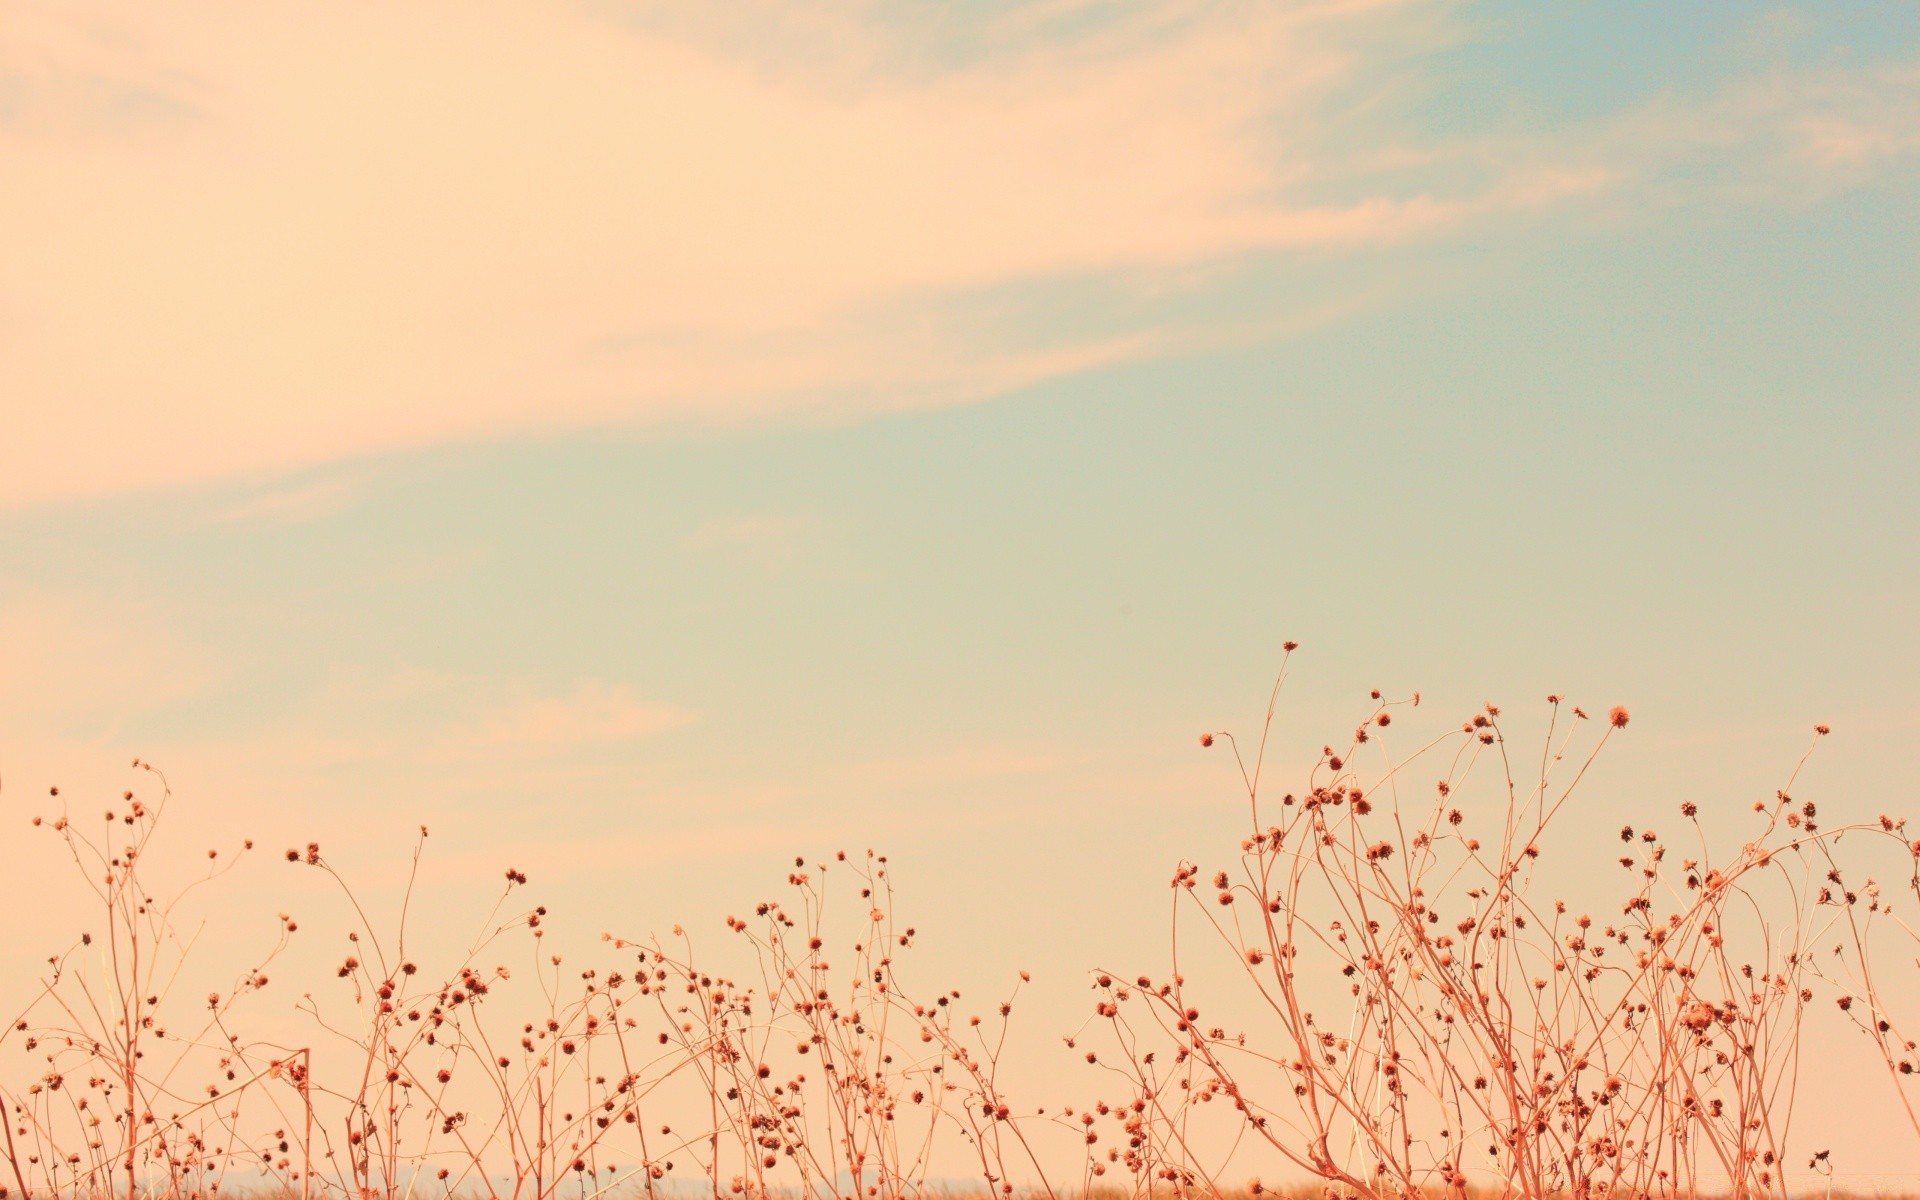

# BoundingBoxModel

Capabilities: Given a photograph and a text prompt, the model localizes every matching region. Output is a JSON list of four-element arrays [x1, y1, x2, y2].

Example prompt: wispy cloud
[[2, 3, 1911, 510], [0, 659, 695, 794], [683, 513, 812, 549], [1498, 56, 1920, 211], [0, 595, 216, 738], [468, 683, 693, 752], [194, 474, 365, 527], [249, 669, 697, 767], [838, 742, 1086, 791]]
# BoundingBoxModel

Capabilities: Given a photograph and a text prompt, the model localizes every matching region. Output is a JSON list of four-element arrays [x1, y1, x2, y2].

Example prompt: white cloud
[[1548, 56, 1920, 209], [0, 595, 216, 736], [0, 0, 1552, 509], [470, 683, 693, 752], [683, 513, 812, 549], [246, 668, 697, 765], [194, 474, 365, 527], [1, 4, 1911, 510]]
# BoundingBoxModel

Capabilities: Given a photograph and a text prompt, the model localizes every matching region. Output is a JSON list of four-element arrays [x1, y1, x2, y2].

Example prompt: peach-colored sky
[[3, 1, 1919, 1188]]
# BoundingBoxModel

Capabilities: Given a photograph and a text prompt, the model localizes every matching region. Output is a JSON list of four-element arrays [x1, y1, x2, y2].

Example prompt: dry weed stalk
[[2, 762, 293, 1200], [4, 794, 1046, 1200], [1083, 650, 1918, 1200], [609, 849, 1052, 1200], [283, 831, 698, 1200], [5, 658, 1918, 1200]]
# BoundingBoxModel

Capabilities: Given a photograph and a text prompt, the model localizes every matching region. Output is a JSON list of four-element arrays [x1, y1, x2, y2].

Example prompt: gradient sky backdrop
[[3, 0, 1918, 1183]]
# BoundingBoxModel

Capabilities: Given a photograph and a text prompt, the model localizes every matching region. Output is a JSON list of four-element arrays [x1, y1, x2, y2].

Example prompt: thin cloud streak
[[0, 2, 1583, 509], [472, 684, 693, 752], [251, 669, 698, 766], [0, 596, 218, 737], [3, 5, 1913, 512], [192, 474, 367, 528]]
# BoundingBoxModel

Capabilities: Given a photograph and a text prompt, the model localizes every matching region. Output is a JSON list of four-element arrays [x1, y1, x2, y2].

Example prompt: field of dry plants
[[7, 652, 1919, 1200]]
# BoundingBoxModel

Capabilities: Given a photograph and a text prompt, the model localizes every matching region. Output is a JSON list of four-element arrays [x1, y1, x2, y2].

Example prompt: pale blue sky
[[2, 0, 1917, 1182]]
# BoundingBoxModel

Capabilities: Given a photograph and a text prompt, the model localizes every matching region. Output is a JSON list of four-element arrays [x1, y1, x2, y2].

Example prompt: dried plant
[[608, 849, 1049, 1200], [2, 762, 292, 1200], [1085, 650, 1918, 1200], [4, 656, 1917, 1200]]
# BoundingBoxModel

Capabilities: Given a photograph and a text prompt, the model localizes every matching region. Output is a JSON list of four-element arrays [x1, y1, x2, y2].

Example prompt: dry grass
[[5, 654, 1918, 1200]]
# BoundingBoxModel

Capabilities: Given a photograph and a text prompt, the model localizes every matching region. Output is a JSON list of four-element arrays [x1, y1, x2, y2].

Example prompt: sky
[[3, 0, 1918, 1187]]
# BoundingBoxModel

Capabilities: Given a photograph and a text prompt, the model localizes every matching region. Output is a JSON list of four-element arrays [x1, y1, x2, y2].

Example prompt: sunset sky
[[3, 1, 1918, 1184]]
